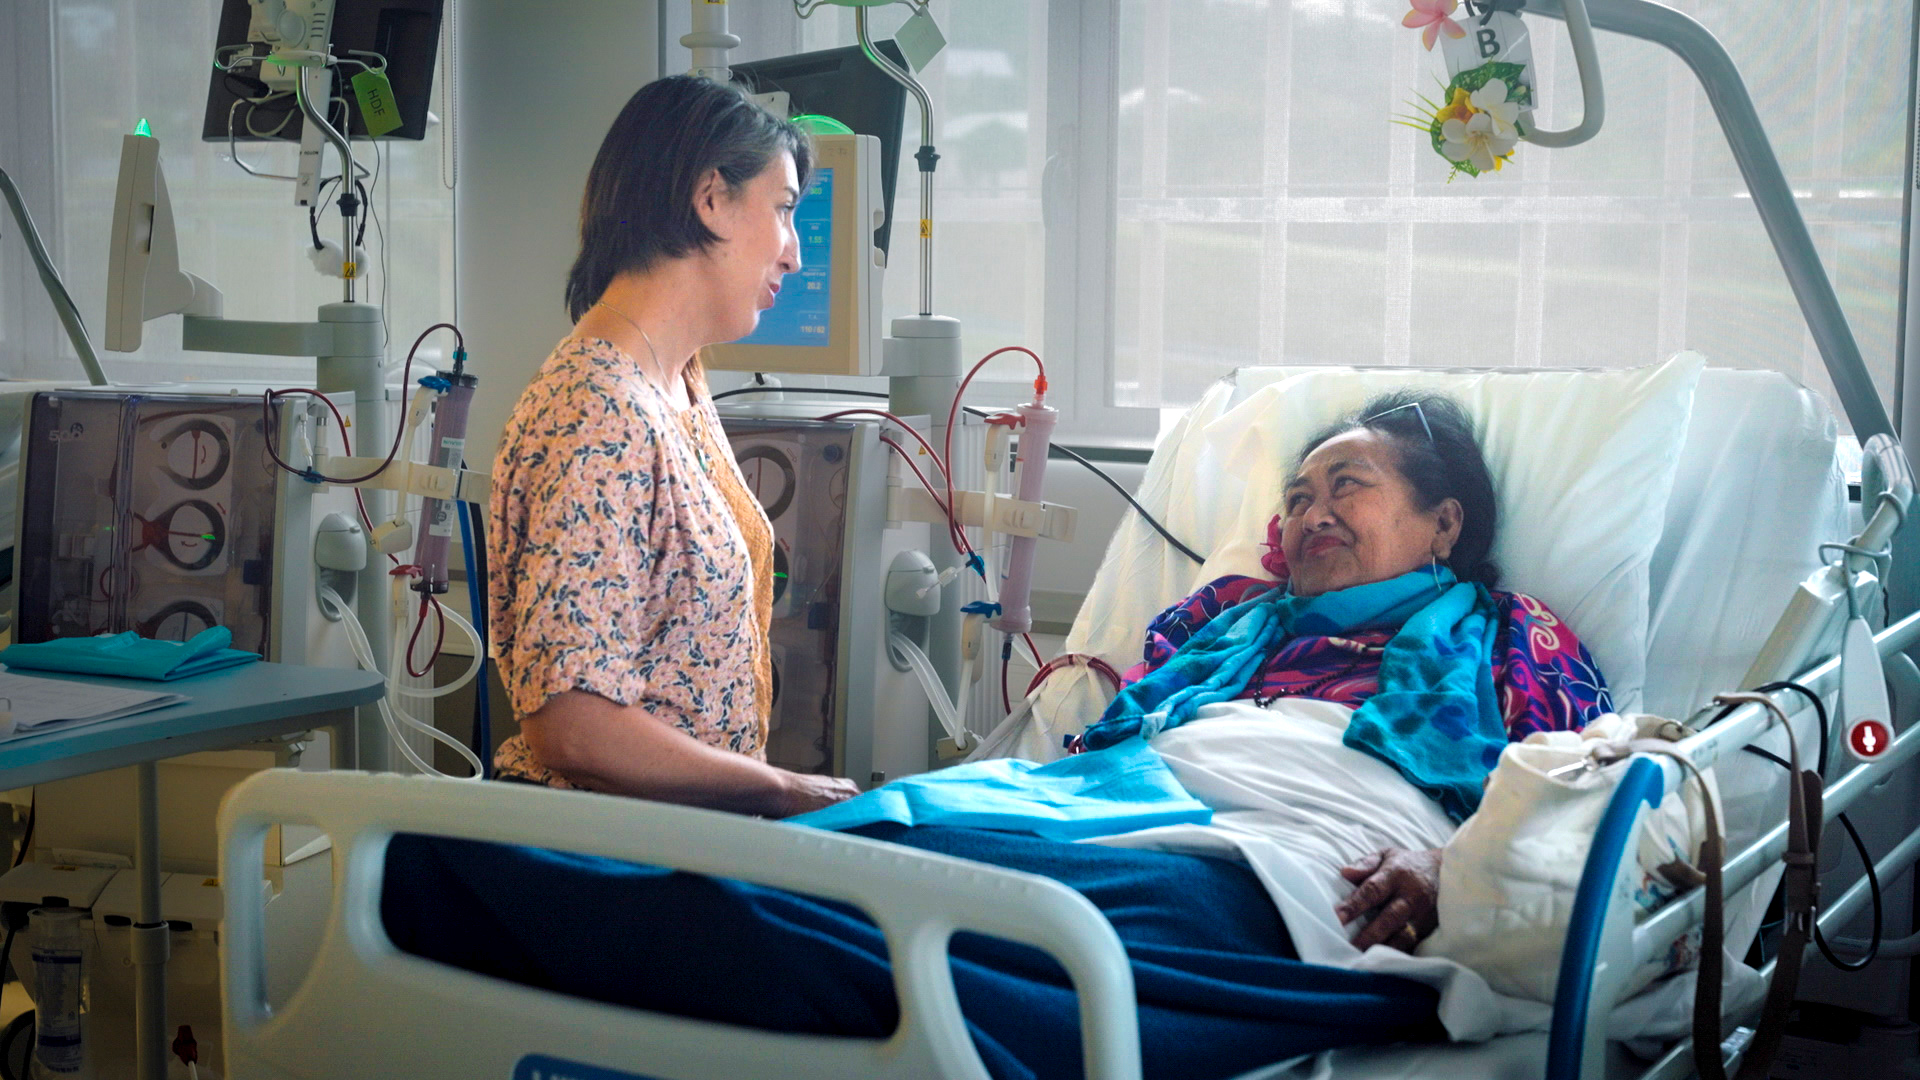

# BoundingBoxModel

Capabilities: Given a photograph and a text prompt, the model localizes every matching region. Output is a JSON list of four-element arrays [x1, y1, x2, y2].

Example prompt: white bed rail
[[1550, 609, 1920, 1080], [218, 770, 1143, 1080]]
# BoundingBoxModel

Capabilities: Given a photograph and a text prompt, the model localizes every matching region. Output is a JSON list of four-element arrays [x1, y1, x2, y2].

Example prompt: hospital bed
[[214, 359, 1920, 1080]]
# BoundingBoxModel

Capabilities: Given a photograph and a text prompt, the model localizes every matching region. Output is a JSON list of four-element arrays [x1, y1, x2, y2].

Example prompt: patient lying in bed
[[381, 391, 1615, 1079]]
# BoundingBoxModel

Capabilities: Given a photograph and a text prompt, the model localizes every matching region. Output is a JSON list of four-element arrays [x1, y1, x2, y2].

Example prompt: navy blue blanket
[[381, 824, 1443, 1080]]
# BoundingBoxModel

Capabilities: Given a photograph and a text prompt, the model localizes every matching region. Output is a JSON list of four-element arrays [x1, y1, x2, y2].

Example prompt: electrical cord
[[1740, 744, 1881, 970], [1712, 681, 1883, 967], [460, 495, 492, 779], [1753, 679, 1831, 775], [1048, 442, 1204, 565], [712, 385, 1207, 564]]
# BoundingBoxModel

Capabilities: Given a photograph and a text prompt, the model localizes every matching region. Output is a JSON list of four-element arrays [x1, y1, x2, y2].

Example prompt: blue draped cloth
[[1083, 568, 1504, 822], [1, 627, 260, 681], [381, 825, 1444, 1080], [789, 734, 1210, 840]]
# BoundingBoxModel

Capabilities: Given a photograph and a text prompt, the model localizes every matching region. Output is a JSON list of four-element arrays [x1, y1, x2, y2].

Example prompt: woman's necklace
[[594, 302, 710, 475]]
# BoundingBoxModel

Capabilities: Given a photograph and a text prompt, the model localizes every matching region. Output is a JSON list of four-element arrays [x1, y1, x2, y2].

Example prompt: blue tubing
[[1546, 756, 1667, 1080], [458, 496, 491, 779]]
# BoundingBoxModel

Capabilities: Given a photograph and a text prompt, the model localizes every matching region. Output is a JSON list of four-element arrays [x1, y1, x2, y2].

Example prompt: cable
[[943, 348, 1047, 554], [1739, 744, 1882, 970], [227, 98, 297, 180], [1027, 653, 1125, 697], [715, 387, 1206, 565], [262, 322, 461, 488], [1050, 442, 1204, 565], [460, 496, 492, 779], [1754, 679, 1831, 775], [817, 408, 951, 485], [404, 594, 446, 679]]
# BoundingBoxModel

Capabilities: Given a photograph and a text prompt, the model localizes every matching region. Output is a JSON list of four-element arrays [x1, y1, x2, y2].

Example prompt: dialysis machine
[[723, 414, 933, 785]]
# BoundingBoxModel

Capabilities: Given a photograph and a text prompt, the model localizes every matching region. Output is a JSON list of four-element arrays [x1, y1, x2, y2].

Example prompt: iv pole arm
[[0, 166, 110, 386], [856, 8, 936, 317], [1516, 0, 1604, 147], [293, 63, 358, 305], [1522, 0, 1895, 442]]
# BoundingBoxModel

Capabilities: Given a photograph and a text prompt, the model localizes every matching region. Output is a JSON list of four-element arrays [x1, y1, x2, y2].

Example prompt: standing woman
[[487, 75, 859, 815]]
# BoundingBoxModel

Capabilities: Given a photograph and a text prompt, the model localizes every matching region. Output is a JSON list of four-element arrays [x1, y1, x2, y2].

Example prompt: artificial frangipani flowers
[[1398, 0, 1538, 178]]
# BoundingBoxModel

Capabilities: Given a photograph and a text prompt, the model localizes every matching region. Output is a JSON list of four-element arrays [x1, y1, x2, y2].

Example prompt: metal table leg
[[132, 762, 168, 1080]]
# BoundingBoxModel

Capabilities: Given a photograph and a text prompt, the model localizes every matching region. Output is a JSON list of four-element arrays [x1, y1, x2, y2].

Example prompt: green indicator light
[[773, 572, 789, 579], [133, 118, 153, 138], [791, 114, 854, 136]]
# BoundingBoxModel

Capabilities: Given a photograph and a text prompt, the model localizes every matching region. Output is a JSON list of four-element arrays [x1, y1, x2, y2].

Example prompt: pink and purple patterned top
[[1126, 520, 1613, 741]]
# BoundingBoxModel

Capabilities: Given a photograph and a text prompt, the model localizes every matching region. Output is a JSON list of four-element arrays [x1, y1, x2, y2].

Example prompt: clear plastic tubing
[[30, 906, 88, 1078], [411, 372, 478, 595], [990, 401, 1058, 634], [888, 629, 966, 745]]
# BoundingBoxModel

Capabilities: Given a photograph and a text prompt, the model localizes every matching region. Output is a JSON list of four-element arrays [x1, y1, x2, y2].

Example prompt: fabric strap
[[1687, 693, 1819, 1080]]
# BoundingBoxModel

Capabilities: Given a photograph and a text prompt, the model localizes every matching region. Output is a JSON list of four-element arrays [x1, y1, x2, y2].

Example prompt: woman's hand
[[1335, 847, 1443, 952], [775, 770, 862, 817]]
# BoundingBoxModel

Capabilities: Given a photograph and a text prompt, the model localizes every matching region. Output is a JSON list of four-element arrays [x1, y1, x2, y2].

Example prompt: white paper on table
[[0, 670, 186, 738]]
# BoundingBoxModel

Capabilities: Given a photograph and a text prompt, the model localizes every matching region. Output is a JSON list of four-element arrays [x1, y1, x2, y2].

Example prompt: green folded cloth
[[1, 627, 261, 681]]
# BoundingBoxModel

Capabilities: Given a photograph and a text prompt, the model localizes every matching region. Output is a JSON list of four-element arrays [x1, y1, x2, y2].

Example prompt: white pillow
[[1192, 353, 1705, 712]]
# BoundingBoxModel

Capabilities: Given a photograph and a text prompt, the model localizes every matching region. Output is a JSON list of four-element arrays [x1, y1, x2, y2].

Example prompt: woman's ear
[[1432, 498, 1464, 560], [692, 168, 730, 235]]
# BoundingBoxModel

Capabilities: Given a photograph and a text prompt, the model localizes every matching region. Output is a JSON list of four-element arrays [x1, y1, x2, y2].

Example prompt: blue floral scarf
[[1082, 568, 1505, 822]]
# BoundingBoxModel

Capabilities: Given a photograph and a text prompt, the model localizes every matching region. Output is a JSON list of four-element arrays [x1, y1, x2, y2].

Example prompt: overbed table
[[0, 662, 386, 1080]]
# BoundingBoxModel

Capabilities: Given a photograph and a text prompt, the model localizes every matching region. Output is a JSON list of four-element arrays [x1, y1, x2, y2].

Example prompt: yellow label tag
[[202, 877, 219, 887], [342, 261, 357, 279], [919, 219, 932, 239]]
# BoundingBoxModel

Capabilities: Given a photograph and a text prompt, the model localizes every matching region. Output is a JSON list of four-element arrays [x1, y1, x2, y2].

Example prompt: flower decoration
[[1403, 0, 1467, 52], [1396, 61, 1534, 179], [1469, 78, 1522, 139], [1441, 112, 1517, 174]]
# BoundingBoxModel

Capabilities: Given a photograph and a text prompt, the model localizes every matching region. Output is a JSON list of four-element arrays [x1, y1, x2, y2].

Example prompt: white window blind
[[1, 0, 456, 385], [1113, 0, 1911, 433]]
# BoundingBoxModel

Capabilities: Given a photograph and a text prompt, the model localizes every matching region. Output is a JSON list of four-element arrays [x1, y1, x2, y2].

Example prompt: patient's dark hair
[[1297, 390, 1500, 588], [565, 75, 814, 321]]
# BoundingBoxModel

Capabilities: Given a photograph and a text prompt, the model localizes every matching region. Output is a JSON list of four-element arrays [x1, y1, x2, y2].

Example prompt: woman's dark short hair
[[1296, 390, 1501, 588], [564, 75, 813, 321]]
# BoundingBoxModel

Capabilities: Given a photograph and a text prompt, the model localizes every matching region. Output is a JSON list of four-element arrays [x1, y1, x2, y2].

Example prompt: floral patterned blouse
[[488, 336, 775, 787]]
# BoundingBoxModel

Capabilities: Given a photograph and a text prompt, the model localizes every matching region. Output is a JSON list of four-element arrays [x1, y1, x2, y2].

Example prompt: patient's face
[[1280, 430, 1458, 597]]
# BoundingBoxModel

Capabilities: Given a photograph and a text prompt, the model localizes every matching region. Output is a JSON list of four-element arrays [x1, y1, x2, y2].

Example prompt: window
[[1, 0, 456, 385], [676, 0, 1913, 443], [1112, 0, 1913, 436]]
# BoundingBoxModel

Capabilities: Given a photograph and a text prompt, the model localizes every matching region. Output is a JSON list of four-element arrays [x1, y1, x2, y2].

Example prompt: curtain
[[1113, 0, 1912, 433]]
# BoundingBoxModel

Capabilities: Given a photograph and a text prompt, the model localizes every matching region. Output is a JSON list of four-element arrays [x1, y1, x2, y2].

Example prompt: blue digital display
[[735, 167, 833, 348]]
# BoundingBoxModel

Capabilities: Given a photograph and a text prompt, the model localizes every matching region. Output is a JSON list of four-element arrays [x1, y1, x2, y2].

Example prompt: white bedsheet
[[1084, 699, 1546, 1042], [1084, 699, 1762, 1049]]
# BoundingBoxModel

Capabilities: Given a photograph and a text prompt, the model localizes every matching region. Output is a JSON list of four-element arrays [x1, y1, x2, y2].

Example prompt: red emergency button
[[1848, 718, 1893, 762]]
